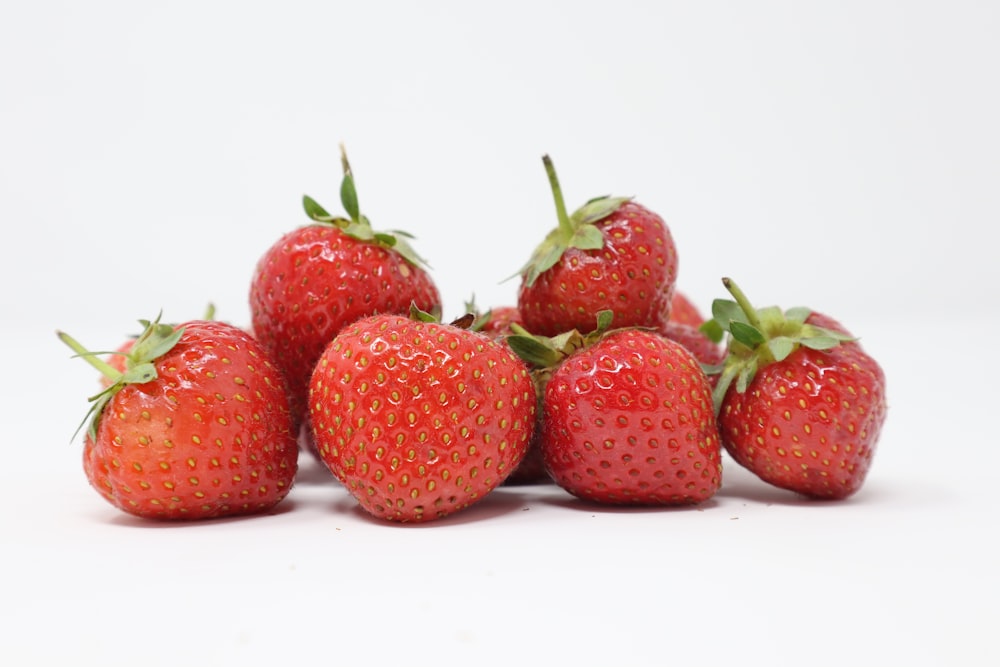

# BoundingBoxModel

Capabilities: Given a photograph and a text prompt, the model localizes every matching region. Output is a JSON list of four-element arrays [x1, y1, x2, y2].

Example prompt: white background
[[2, 1, 997, 665]]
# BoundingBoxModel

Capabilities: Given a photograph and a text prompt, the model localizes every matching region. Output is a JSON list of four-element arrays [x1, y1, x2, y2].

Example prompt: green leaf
[[767, 336, 796, 362], [730, 321, 766, 348], [710, 299, 748, 327], [506, 335, 563, 369], [343, 220, 375, 241], [594, 309, 614, 332], [340, 173, 360, 221], [568, 224, 604, 251], [373, 232, 397, 247], [699, 319, 726, 344], [121, 361, 158, 384], [303, 195, 331, 220], [800, 336, 841, 351], [570, 196, 630, 225], [784, 306, 812, 324], [736, 357, 758, 394]]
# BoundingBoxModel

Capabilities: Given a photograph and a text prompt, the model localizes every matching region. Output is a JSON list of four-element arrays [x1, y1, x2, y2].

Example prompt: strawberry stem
[[57, 330, 123, 384], [722, 277, 764, 332], [543, 154, 573, 237]]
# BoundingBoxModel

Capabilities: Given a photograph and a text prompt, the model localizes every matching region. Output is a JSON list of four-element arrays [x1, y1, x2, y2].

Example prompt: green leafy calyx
[[513, 154, 631, 287], [302, 144, 430, 269], [58, 313, 184, 441], [703, 277, 855, 415], [505, 309, 615, 370]]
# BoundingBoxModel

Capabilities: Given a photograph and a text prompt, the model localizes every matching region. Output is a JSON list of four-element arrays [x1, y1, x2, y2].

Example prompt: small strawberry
[[59, 315, 298, 520], [308, 310, 537, 522], [660, 321, 724, 373], [704, 278, 888, 500], [508, 313, 722, 505], [514, 155, 679, 337], [669, 291, 706, 327], [249, 145, 441, 425]]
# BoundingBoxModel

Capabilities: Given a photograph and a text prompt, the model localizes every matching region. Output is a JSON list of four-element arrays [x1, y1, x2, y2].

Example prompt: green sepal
[[300, 145, 431, 270], [730, 321, 766, 348], [303, 195, 332, 220], [512, 155, 630, 287], [571, 195, 631, 226], [767, 336, 796, 362], [340, 172, 361, 221], [59, 313, 186, 442]]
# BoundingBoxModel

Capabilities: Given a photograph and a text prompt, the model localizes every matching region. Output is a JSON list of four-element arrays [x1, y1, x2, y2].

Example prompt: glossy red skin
[[541, 328, 722, 505], [518, 202, 678, 337], [669, 291, 705, 327], [660, 322, 724, 370], [83, 320, 299, 520], [309, 314, 537, 522], [474, 305, 552, 485], [719, 315, 886, 500]]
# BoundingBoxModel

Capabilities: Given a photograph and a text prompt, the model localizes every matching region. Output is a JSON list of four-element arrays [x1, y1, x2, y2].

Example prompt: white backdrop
[[2, 2, 998, 666], [3, 1, 995, 333]]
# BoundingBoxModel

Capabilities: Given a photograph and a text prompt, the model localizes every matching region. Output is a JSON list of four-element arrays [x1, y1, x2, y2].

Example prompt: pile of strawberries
[[60, 147, 888, 523]]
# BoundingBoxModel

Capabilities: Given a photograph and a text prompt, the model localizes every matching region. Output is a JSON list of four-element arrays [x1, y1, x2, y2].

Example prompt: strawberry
[[704, 278, 888, 499], [660, 321, 724, 373], [669, 291, 705, 327], [59, 315, 298, 520], [249, 145, 441, 426], [308, 310, 537, 522], [514, 155, 679, 337], [463, 302, 550, 485], [508, 313, 722, 505]]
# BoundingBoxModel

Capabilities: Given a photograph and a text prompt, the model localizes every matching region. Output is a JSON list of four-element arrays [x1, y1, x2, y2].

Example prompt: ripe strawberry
[[705, 278, 888, 499], [249, 145, 441, 426], [59, 315, 298, 520], [660, 321, 724, 373], [514, 155, 679, 337], [669, 291, 705, 327], [463, 302, 549, 485], [508, 313, 722, 505], [308, 311, 537, 522]]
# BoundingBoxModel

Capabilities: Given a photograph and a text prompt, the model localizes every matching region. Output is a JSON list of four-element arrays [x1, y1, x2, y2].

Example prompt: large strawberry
[[59, 315, 298, 520], [508, 313, 722, 505], [704, 278, 888, 499], [514, 155, 679, 337], [308, 310, 537, 522], [249, 145, 441, 426]]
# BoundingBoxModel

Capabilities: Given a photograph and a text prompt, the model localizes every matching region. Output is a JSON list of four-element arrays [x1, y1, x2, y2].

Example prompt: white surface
[[2, 2, 997, 665]]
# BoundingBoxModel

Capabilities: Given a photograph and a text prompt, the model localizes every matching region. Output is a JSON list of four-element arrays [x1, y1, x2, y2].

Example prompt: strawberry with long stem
[[704, 278, 888, 499], [514, 154, 678, 337]]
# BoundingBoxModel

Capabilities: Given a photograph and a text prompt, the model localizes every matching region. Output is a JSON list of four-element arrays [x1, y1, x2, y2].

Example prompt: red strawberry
[[463, 302, 550, 485], [249, 145, 441, 426], [514, 155, 679, 337], [669, 291, 705, 327], [508, 313, 722, 505], [59, 315, 298, 520], [660, 321, 724, 372], [308, 311, 537, 522], [705, 278, 887, 500]]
